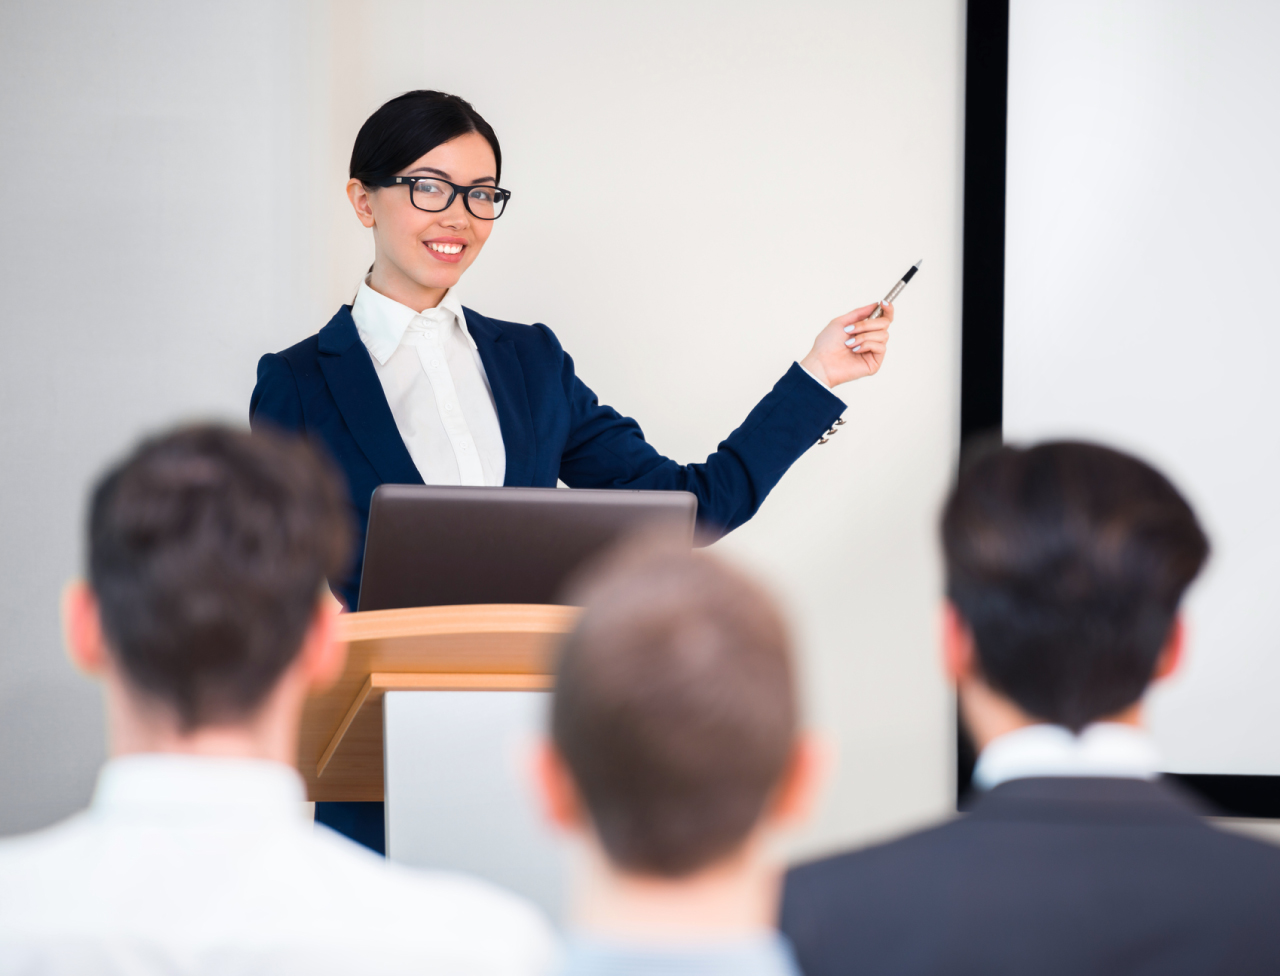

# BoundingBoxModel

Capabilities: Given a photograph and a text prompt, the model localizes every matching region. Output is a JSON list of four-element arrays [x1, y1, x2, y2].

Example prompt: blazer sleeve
[[546, 325, 847, 536], [249, 352, 305, 434]]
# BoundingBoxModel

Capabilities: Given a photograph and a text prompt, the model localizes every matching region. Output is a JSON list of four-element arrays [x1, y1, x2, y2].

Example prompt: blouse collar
[[351, 279, 473, 365]]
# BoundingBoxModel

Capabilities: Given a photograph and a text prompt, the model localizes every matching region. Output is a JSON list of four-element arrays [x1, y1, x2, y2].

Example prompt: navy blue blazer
[[250, 305, 845, 609]]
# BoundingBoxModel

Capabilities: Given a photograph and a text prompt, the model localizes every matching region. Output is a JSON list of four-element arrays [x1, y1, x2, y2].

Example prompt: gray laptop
[[356, 485, 698, 611]]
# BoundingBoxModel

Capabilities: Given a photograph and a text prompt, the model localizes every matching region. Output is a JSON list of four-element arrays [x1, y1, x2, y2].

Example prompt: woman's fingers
[[846, 336, 887, 356], [834, 303, 881, 328], [844, 302, 894, 333], [845, 328, 889, 348], [803, 299, 894, 387]]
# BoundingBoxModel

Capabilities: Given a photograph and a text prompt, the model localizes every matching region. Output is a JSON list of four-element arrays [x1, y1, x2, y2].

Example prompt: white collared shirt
[[973, 722, 1162, 791], [353, 282, 506, 486], [0, 754, 557, 976]]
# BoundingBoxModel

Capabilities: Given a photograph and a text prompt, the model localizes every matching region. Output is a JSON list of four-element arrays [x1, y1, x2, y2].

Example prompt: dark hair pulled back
[[350, 90, 502, 185]]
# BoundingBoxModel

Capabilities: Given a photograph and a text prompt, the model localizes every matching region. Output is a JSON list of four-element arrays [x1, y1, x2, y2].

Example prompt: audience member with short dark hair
[[535, 542, 822, 976], [781, 441, 1280, 976], [0, 425, 556, 975]]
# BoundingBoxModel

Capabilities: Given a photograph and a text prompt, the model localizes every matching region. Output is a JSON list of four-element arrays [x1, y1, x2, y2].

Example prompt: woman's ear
[[63, 580, 108, 675], [346, 179, 376, 228]]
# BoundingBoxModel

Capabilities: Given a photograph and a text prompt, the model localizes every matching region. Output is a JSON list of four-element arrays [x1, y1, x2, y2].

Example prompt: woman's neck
[[367, 259, 447, 313]]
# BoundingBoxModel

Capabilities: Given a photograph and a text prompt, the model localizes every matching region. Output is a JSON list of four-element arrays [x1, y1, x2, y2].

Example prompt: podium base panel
[[384, 689, 569, 922]]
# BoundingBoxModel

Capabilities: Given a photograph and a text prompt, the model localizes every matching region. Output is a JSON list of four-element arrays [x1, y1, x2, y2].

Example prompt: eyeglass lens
[[410, 179, 506, 218]]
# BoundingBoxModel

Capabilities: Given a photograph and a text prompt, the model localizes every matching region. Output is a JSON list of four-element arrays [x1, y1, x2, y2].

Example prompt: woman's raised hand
[[799, 302, 894, 389]]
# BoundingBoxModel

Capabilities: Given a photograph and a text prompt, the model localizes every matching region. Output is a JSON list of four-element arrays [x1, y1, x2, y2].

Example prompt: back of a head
[[942, 440, 1209, 732], [553, 543, 796, 878], [88, 424, 351, 731]]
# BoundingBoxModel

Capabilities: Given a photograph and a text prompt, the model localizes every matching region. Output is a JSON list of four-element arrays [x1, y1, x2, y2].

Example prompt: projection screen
[[1000, 0, 1280, 778]]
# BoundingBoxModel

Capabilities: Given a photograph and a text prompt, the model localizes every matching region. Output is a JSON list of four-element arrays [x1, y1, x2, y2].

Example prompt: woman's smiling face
[[348, 130, 498, 309]]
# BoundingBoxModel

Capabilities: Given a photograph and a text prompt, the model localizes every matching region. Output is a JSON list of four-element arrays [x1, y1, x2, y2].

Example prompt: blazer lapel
[[465, 308, 536, 486], [317, 307, 423, 486]]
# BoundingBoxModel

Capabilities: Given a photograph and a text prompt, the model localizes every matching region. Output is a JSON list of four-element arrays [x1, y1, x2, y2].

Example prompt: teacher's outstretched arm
[[554, 301, 894, 538]]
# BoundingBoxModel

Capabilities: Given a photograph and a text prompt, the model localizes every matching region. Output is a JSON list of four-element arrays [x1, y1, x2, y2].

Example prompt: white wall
[[0, 0, 964, 855], [0, 0, 330, 832]]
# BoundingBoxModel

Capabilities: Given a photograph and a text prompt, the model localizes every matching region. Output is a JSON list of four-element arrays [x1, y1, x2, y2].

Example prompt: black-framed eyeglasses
[[372, 176, 511, 219]]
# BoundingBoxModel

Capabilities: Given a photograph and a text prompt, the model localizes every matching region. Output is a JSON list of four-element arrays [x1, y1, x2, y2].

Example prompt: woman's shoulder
[[460, 306, 565, 353], [266, 332, 321, 363], [255, 335, 321, 396], [262, 306, 358, 367]]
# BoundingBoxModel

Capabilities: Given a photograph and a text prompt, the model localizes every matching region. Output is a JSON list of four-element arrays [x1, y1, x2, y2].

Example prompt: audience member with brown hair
[[0, 425, 556, 976], [782, 441, 1280, 976], [534, 541, 823, 976]]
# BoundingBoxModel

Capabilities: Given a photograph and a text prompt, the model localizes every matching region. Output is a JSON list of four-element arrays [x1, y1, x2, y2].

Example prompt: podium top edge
[[335, 603, 583, 643]]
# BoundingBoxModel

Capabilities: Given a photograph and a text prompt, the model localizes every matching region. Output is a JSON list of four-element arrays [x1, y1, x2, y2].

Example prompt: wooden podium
[[300, 603, 581, 802]]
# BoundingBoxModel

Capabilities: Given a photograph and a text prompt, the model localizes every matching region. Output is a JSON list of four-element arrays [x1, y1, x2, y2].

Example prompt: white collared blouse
[[352, 281, 506, 487]]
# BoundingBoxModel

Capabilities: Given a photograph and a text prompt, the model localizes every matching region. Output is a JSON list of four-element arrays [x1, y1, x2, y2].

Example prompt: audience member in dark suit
[[534, 541, 823, 976], [781, 441, 1280, 976]]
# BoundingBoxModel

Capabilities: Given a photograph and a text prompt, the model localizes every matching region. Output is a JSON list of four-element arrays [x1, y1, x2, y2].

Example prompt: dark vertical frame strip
[[956, 0, 1010, 805], [960, 0, 1009, 444]]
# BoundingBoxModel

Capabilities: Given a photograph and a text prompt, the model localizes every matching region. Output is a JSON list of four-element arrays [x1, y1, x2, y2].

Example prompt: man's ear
[[346, 179, 376, 228], [941, 600, 977, 685], [530, 739, 587, 834], [296, 595, 347, 693], [63, 580, 109, 676], [1152, 614, 1186, 682], [767, 732, 829, 831]]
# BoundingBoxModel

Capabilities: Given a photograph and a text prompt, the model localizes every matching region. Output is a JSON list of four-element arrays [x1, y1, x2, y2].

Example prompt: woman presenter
[[252, 89, 894, 609], [251, 89, 894, 851]]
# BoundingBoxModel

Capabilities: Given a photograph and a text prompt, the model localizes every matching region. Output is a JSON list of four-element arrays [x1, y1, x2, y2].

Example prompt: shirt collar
[[91, 754, 307, 824], [351, 279, 474, 365], [560, 933, 800, 976], [972, 722, 1161, 791]]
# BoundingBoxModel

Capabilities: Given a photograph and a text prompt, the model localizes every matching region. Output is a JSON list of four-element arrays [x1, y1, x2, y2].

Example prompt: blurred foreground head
[[551, 541, 799, 878], [942, 440, 1209, 732], [83, 424, 351, 732]]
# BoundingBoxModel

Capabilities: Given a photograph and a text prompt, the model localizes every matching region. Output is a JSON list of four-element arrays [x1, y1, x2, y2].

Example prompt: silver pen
[[867, 258, 922, 319]]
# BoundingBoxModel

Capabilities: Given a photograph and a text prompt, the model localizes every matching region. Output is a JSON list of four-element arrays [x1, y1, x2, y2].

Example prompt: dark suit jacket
[[781, 777, 1280, 976], [250, 305, 845, 609]]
